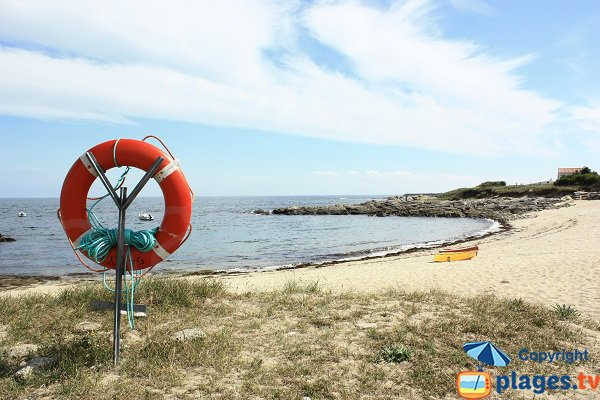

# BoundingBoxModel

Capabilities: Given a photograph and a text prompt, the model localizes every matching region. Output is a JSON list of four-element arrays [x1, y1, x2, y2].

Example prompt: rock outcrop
[[252, 209, 271, 215], [272, 196, 572, 224], [0, 234, 16, 242]]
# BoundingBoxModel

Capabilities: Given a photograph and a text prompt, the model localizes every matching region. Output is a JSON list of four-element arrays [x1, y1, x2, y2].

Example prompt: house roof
[[558, 168, 583, 173]]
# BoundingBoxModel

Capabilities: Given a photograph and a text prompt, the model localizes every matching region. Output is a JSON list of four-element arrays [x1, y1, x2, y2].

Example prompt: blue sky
[[1, 0, 599, 197]]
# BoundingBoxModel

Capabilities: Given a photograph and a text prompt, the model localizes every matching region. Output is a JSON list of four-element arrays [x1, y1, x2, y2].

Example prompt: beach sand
[[219, 200, 600, 321], [3, 200, 599, 321]]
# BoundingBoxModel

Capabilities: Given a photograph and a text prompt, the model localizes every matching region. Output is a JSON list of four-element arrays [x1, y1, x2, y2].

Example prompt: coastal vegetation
[[1, 278, 598, 399], [441, 167, 599, 200], [477, 181, 506, 187], [439, 182, 579, 200], [555, 167, 600, 190]]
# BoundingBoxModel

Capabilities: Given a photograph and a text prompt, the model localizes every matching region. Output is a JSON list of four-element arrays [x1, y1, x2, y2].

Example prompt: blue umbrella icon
[[463, 341, 511, 367]]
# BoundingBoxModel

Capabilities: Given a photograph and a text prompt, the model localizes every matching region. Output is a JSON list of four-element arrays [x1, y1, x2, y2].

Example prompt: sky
[[1, 0, 599, 197]]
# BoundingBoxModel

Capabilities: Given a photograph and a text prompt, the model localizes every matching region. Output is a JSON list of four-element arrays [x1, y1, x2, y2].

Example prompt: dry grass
[[0, 278, 598, 399]]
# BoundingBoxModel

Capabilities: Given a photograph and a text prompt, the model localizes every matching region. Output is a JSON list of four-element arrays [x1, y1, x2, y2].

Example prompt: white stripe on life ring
[[73, 228, 94, 248], [154, 159, 180, 184], [79, 154, 99, 177], [152, 242, 171, 260]]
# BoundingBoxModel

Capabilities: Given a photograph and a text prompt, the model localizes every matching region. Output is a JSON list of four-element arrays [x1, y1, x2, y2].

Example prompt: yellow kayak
[[434, 250, 477, 262]]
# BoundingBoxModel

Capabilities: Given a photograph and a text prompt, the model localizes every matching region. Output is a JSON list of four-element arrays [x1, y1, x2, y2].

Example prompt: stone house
[[557, 167, 583, 180]]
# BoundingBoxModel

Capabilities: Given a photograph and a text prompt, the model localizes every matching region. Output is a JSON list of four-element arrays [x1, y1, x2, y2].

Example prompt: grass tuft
[[135, 277, 225, 307], [553, 303, 580, 320], [378, 344, 411, 363], [282, 279, 321, 294]]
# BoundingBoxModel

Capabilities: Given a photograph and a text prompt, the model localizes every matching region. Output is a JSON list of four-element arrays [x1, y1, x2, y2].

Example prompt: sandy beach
[[2, 200, 600, 399], [218, 200, 600, 321], [3, 200, 599, 321]]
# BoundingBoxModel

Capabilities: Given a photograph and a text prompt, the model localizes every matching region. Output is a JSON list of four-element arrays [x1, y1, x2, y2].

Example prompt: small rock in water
[[75, 321, 102, 333], [174, 327, 207, 342], [5, 343, 39, 361], [252, 209, 270, 215], [0, 234, 16, 242]]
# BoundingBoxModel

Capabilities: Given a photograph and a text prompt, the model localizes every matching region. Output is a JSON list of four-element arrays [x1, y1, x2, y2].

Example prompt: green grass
[[0, 278, 598, 399], [378, 344, 411, 363], [438, 183, 581, 200], [552, 303, 581, 321]]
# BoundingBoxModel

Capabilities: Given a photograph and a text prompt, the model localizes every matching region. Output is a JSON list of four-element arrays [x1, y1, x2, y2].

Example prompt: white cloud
[[570, 104, 600, 133], [448, 0, 494, 16], [365, 170, 412, 178], [312, 171, 340, 176], [0, 0, 565, 156]]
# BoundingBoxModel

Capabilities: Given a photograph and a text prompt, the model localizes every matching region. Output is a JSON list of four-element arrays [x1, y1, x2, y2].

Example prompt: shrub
[[555, 167, 600, 188], [478, 181, 506, 187]]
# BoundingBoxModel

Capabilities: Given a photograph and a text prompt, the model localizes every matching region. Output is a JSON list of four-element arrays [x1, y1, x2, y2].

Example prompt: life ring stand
[[59, 138, 193, 270]]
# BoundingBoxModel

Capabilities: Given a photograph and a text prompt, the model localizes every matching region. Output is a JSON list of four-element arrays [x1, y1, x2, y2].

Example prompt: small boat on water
[[439, 245, 479, 254], [434, 250, 477, 262], [138, 212, 154, 221], [17, 212, 27, 217]]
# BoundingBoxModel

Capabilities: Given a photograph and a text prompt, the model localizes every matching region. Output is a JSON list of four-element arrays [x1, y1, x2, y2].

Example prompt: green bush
[[555, 167, 600, 188], [477, 181, 506, 187]]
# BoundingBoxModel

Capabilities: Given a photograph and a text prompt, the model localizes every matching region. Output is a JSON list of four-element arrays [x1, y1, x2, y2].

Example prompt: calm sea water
[[0, 196, 495, 276]]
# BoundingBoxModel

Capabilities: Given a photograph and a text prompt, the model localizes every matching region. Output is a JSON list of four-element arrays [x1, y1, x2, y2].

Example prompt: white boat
[[17, 212, 26, 217], [138, 212, 154, 221]]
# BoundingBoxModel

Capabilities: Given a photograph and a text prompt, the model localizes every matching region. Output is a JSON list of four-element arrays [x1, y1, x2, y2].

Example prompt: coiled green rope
[[74, 160, 157, 330], [77, 225, 158, 264]]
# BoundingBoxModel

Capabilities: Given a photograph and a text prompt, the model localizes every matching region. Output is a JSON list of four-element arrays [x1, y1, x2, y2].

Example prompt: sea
[[0, 196, 497, 276]]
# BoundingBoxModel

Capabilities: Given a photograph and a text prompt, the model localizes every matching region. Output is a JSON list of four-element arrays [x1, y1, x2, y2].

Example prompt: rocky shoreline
[[272, 196, 573, 224]]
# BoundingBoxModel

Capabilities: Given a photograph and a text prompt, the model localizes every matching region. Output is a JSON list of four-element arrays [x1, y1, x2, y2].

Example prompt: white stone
[[14, 365, 33, 380], [355, 322, 377, 329], [74, 321, 102, 333], [5, 343, 39, 360], [174, 328, 206, 342]]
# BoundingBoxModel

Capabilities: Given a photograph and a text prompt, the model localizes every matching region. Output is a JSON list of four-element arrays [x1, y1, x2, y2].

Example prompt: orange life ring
[[59, 139, 193, 270]]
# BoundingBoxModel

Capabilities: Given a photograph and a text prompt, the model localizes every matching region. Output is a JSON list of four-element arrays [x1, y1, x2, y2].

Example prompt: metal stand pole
[[84, 152, 164, 366], [113, 187, 127, 365]]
